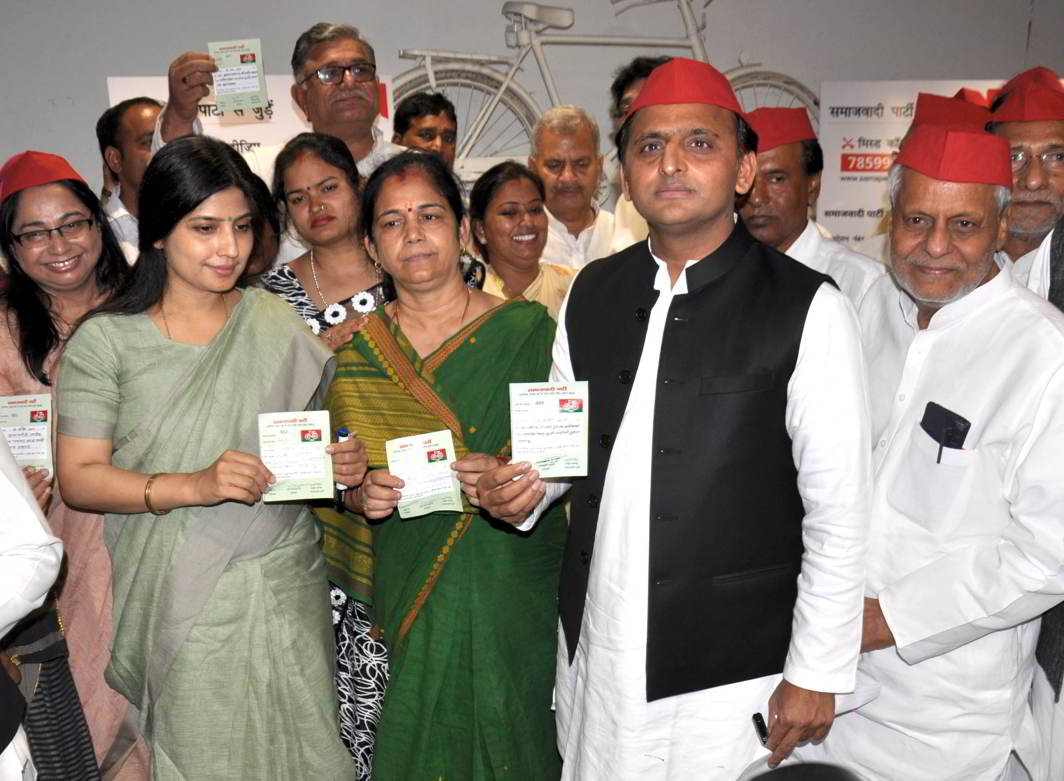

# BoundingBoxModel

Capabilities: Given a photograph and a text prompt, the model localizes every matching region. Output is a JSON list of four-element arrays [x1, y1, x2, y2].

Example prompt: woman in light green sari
[[327, 151, 566, 780], [55, 137, 365, 780]]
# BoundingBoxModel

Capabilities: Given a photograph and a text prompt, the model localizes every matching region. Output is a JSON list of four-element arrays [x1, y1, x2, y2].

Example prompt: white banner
[[818, 79, 1002, 248]]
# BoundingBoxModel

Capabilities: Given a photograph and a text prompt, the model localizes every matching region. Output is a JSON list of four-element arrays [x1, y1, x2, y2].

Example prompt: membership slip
[[385, 429, 463, 519], [207, 38, 268, 113], [258, 410, 333, 502], [509, 381, 588, 478], [0, 394, 52, 473]]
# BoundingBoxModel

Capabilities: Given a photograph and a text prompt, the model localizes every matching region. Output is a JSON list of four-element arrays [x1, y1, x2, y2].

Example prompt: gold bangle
[[144, 473, 169, 516]]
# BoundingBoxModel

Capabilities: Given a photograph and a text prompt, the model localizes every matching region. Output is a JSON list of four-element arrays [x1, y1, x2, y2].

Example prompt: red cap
[[744, 108, 816, 152], [992, 81, 1064, 123], [912, 93, 991, 128], [625, 57, 743, 120], [0, 150, 86, 205], [895, 124, 1012, 189], [1000, 66, 1063, 97], [952, 88, 989, 108]]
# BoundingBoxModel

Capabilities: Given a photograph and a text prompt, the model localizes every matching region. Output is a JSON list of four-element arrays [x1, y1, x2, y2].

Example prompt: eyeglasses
[[12, 217, 95, 247], [299, 62, 377, 86], [1009, 149, 1064, 173]]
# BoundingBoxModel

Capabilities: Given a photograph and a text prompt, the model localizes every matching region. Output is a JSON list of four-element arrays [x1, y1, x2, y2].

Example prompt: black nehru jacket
[[560, 220, 833, 702]]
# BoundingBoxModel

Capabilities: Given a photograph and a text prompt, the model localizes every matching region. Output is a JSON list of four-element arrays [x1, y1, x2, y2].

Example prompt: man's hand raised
[[161, 52, 217, 141], [475, 461, 545, 527]]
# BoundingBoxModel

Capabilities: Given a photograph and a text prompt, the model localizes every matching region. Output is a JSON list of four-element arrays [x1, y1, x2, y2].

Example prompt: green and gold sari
[[327, 299, 566, 780]]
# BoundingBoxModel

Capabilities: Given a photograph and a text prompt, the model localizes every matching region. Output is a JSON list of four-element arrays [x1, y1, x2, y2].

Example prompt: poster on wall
[[106, 74, 395, 154], [817, 79, 1002, 249]]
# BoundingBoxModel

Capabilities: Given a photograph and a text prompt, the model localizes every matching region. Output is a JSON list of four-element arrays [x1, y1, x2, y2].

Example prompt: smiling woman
[[54, 136, 366, 779], [0, 150, 129, 779]]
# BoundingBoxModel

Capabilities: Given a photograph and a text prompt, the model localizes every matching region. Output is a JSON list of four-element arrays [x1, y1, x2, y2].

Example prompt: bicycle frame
[[513, 0, 708, 108]]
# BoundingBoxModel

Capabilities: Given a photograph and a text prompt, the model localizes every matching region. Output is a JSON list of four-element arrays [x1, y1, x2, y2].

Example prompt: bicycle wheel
[[728, 70, 820, 130], [391, 65, 542, 186]]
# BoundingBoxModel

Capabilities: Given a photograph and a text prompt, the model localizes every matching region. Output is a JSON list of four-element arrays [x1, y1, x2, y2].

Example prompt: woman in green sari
[[327, 151, 566, 780], [55, 136, 365, 780]]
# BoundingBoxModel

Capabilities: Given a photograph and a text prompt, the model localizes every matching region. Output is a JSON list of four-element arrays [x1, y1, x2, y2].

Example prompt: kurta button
[[587, 494, 600, 508], [599, 434, 612, 448], [618, 369, 633, 384], [580, 550, 591, 565], [635, 307, 648, 322]]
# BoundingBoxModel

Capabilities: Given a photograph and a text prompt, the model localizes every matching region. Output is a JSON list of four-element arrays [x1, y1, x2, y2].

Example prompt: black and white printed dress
[[260, 256, 485, 779]]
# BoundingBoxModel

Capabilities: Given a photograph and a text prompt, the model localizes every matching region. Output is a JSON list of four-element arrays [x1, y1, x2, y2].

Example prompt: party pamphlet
[[385, 429, 463, 519], [258, 410, 333, 502], [208, 38, 268, 112], [0, 394, 52, 472], [509, 381, 588, 478]]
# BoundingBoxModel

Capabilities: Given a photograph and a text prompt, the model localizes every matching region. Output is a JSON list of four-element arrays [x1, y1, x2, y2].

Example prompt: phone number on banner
[[840, 153, 893, 172]]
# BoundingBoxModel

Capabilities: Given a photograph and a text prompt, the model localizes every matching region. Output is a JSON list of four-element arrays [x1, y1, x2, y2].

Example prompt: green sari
[[327, 299, 566, 780], [57, 289, 353, 780]]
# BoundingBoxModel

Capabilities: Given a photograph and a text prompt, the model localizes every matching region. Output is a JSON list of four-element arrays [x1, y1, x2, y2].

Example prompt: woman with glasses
[[0, 150, 129, 778], [55, 136, 365, 779]]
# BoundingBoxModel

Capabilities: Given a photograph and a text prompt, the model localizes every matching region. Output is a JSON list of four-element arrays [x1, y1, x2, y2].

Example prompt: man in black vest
[[477, 57, 871, 778]]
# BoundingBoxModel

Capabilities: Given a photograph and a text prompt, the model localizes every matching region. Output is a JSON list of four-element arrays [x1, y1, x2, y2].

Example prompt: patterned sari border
[[363, 315, 464, 442]]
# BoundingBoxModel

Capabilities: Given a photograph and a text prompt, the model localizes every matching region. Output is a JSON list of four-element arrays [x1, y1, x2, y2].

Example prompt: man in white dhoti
[[476, 57, 870, 779], [805, 122, 1064, 781]]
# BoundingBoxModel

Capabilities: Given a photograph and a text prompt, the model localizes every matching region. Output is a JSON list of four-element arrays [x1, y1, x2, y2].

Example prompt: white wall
[[2, 0, 1060, 189]]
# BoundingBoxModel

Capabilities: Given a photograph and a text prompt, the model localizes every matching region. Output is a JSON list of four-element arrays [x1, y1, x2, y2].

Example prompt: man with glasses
[[154, 23, 402, 203], [988, 67, 1064, 273]]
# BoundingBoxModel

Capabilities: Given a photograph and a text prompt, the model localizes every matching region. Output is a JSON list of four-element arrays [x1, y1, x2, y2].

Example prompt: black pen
[[335, 427, 350, 511]]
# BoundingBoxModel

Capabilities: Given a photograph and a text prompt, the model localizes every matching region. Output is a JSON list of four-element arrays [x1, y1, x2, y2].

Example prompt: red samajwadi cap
[[744, 108, 816, 152], [952, 87, 989, 108], [992, 81, 1064, 123], [625, 57, 744, 120], [0, 150, 86, 205], [912, 93, 991, 129], [895, 124, 1012, 189], [999, 66, 1063, 97]]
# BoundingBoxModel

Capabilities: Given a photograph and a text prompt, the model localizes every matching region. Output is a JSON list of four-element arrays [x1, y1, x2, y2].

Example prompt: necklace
[[309, 248, 328, 309], [394, 285, 471, 336], [161, 293, 231, 340]]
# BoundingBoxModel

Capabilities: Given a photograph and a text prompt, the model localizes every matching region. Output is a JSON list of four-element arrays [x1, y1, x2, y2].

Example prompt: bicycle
[[391, 0, 820, 185]]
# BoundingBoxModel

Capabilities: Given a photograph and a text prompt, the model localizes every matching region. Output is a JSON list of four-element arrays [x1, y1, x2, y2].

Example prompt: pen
[[335, 427, 350, 510], [752, 712, 768, 746]]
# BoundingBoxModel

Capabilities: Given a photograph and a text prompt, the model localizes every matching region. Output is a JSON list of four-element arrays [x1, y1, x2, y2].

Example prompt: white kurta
[[540, 207, 615, 270], [1011, 228, 1054, 299], [531, 242, 871, 780], [810, 267, 1064, 781], [102, 187, 140, 265], [785, 219, 884, 306]]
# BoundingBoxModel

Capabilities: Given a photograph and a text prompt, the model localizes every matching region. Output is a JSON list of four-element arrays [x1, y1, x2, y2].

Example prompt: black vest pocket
[[700, 371, 774, 395]]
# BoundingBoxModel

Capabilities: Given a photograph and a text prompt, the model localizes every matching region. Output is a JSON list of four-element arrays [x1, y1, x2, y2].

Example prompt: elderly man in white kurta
[[529, 106, 616, 269], [476, 57, 870, 780], [807, 123, 1064, 781], [740, 107, 882, 306]]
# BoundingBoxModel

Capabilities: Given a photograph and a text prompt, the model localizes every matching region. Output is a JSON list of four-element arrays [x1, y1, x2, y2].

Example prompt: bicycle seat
[[501, 2, 575, 29]]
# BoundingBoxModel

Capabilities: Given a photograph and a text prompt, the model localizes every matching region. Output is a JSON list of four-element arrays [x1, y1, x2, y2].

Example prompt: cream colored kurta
[[482, 263, 576, 320]]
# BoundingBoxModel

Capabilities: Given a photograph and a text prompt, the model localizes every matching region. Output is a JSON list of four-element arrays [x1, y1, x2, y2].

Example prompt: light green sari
[[57, 289, 353, 780], [327, 299, 566, 780]]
